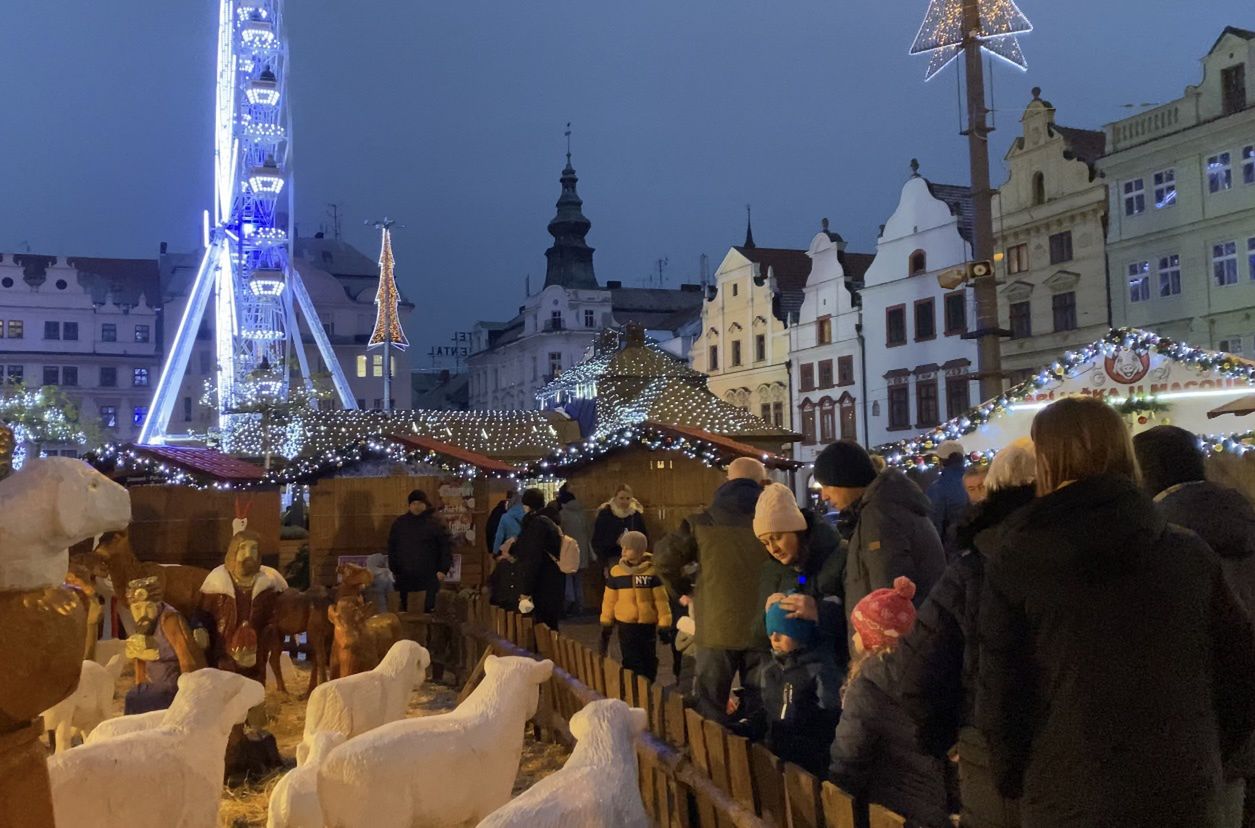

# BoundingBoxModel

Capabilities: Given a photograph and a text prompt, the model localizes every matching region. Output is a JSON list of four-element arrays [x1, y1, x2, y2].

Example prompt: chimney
[[159, 241, 167, 255]]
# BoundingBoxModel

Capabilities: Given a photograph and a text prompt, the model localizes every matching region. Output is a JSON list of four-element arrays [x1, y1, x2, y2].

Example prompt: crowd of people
[[382, 395, 1255, 827]]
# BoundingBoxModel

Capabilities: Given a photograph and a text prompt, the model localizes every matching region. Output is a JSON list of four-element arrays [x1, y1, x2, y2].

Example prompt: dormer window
[[909, 250, 927, 275]]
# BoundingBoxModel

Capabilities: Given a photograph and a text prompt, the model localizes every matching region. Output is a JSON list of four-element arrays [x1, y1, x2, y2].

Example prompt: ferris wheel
[[139, 0, 355, 446]]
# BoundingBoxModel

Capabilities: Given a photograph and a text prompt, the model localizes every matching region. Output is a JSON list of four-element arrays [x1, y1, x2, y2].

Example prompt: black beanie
[[408, 489, 429, 505], [521, 488, 547, 512], [1132, 425, 1205, 495], [814, 440, 878, 488]]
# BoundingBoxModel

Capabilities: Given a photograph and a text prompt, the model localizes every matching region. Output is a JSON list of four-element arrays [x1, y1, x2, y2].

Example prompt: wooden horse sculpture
[[264, 586, 333, 696], [328, 565, 401, 678], [92, 529, 209, 625], [65, 553, 107, 660]]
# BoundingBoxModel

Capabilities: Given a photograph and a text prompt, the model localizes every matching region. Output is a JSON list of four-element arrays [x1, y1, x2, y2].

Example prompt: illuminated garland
[[368, 225, 409, 350], [0, 384, 91, 469], [910, 0, 1033, 80]]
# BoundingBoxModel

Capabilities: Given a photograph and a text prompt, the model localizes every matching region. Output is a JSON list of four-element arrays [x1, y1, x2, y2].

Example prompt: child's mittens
[[598, 625, 613, 656]]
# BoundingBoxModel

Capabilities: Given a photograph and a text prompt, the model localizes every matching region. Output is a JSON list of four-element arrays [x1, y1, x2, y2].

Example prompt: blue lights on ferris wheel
[[247, 159, 285, 194]]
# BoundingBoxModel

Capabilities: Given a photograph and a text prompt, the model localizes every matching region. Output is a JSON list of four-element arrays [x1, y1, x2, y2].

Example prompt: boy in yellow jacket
[[600, 530, 672, 681]]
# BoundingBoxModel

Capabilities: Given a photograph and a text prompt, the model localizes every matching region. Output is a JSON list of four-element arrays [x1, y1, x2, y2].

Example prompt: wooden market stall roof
[[1208, 394, 1255, 419], [647, 422, 802, 470], [386, 433, 519, 476], [94, 444, 268, 486]]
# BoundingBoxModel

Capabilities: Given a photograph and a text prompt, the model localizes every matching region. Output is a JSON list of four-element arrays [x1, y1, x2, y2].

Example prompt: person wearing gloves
[[599, 531, 672, 681], [830, 576, 951, 828], [814, 439, 945, 657], [754, 482, 847, 675]]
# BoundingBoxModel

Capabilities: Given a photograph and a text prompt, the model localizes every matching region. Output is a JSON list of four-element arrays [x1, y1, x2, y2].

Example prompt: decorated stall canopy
[[877, 329, 1255, 468]]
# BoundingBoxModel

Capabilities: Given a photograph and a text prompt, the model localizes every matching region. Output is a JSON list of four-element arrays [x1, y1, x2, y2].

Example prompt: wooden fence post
[[783, 763, 821, 828], [820, 782, 856, 828]]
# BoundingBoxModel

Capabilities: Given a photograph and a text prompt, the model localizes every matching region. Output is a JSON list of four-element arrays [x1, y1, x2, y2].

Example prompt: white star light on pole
[[910, 0, 1033, 80]]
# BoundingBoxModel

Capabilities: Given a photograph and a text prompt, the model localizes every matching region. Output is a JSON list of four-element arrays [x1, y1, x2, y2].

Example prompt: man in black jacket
[[387, 490, 452, 613]]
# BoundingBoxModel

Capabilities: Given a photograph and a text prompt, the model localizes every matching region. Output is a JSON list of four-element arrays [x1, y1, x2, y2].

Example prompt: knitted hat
[[851, 576, 918, 652], [618, 530, 648, 552], [1132, 425, 1205, 496], [521, 488, 547, 512], [727, 457, 768, 482], [754, 483, 808, 537], [814, 440, 878, 488], [765, 599, 818, 648], [408, 489, 429, 505]]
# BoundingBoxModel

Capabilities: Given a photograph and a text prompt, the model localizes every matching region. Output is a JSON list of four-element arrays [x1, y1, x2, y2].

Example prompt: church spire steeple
[[544, 123, 599, 290], [743, 204, 756, 249]]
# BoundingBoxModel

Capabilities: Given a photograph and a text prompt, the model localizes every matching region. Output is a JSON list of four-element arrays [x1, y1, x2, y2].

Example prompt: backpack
[[555, 534, 581, 574]]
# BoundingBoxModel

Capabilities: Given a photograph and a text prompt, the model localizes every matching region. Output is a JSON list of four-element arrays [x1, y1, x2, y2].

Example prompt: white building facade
[[1098, 27, 1255, 354], [860, 165, 977, 448]]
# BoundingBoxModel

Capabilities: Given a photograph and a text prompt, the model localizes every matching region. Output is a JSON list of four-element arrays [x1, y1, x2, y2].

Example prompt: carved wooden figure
[[199, 530, 287, 682], [92, 529, 210, 626], [327, 595, 402, 678], [265, 585, 332, 696], [123, 576, 206, 714]]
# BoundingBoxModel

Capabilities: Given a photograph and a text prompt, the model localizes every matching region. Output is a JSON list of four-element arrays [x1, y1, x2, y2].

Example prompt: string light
[[909, 0, 1033, 80], [367, 226, 409, 350], [0, 384, 90, 469]]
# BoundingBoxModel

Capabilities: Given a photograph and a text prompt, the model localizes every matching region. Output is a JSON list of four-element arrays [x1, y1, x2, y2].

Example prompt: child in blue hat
[[761, 594, 842, 776]]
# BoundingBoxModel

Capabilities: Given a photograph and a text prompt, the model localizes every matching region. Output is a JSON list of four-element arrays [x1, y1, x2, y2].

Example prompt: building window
[[886, 306, 907, 346], [916, 379, 939, 426], [1214, 242, 1239, 286], [761, 403, 772, 423], [1048, 231, 1073, 264], [800, 405, 816, 445], [356, 355, 367, 377], [1123, 179, 1145, 216], [819, 400, 836, 443], [44, 321, 60, 340], [7, 321, 22, 339], [1208, 152, 1233, 193], [772, 402, 784, 427], [61, 366, 77, 386], [63, 322, 78, 341], [1222, 64, 1247, 116], [943, 293, 966, 336], [134, 324, 150, 343], [584, 309, 595, 328], [909, 250, 927, 275], [731, 283, 739, 297], [709, 345, 719, 371], [888, 386, 910, 430], [839, 397, 857, 441], [800, 362, 814, 391], [1249, 237, 1255, 280], [1158, 254, 1181, 296], [549, 351, 562, 376], [1220, 338, 1245, 355], [1052, 292, 1077, 332], [183, 397, 192, 422], [100, 406, 117, 429], [132, 406, 147, 427], [101, 323, 117, 342], [1032, 171, 1046, 205], [1244, 145, 1254, 185], [373, 354, 386, 377], [6, 365, 22, 385], [98, 366, 116, 387], [816, 317, 832, 345], [1153, 169, 1176, 208], [0, 321, 5, 339], [946, 376, 971, 419], [199, 350, 212, 375], [731, 340, 742, 367], [1006, 243, 1029, 274], [133, 368, 149, 386], [1010, 301, 1032, 339], [837, 356, 854, 387], [42, 367, 59, 386], [1128, 261, 1151, 301], [754, 333, 766, 362], [818, 359, 834, 388], [914, 298, 936, 341], [549, 310, 563, 331]]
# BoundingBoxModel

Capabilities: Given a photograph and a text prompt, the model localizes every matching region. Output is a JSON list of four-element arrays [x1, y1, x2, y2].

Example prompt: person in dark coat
[[926, 441, 970, 561], [814, 440, 946, 658], [978, 397, 1255, 827], [485, 491, 514, 558], [831, 576, 951, 828], [489, 496, 525, 611], [893, 438, 1037, 828], [591, 484, 648, 573], [656, 457, 768, 721], [387, 490, 453, 613], [514, 487, 566, 631], [761, 600, 841, 777]]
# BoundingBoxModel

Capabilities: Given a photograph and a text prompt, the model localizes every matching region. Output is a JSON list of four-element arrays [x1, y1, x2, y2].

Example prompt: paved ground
[[559, 611, 689, 689]]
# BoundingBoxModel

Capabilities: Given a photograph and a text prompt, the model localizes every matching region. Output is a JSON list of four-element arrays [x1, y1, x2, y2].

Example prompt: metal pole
[[962, 0, 1003, 401], [383, 339, 392, 412]]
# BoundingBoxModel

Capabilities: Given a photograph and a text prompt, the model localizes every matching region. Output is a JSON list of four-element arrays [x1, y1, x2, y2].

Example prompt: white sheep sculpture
[[317, 655, 555, 828], [84, 708, 167, 745], [47, 668, 265, 828], [476, 699, 651, 828], [41, 654, 126, 753], [266, 731, 347, 828], [299, 639, 430, 765]]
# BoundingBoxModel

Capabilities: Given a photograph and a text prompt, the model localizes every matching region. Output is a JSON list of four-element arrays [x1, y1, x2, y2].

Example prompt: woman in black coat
[[978, 397, 1255, 827], [513, 488, 566, 630], [591, 484, 648, 572]]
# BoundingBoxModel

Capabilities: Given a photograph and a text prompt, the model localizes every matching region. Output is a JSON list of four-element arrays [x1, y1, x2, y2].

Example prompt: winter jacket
[[830, 653, 951, 828], [485, 500, 509, 557], [762, 646, 842, 778], [492, 503, 525, 555], [1155, 480, 1255, 616], [757, 511, 847, 671], [559, 496, 593, 569], [926, 465, 969, 561], [656, 478, 766, 651], [386, 511, 453, 593], [977, 473, 1255, 827], [591, 501, 648, 566], [513, 511, 565, 629], [892, 485, 1034, 828], [600, 554, 672, 628], [841, 470, 946, 654]]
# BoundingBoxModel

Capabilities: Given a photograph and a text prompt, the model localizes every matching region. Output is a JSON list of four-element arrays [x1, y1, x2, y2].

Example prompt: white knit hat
[[753, 483, 808, 537]]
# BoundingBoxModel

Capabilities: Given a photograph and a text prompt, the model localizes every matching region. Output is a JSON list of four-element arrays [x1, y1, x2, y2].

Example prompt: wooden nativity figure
[[123, 575, 205, 714], [199, 529, 287, 682]]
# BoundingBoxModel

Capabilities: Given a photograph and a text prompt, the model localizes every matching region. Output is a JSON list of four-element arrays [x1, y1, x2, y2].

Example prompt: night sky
[[2, 1, 1250, 356]]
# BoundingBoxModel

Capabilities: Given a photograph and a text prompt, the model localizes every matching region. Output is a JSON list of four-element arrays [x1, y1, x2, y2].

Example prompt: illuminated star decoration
[[909, 0, 1033, 81], [368, 225, 410, 350]]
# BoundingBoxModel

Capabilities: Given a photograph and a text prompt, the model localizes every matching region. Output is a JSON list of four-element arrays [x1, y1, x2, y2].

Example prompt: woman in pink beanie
[[830, 575, 951, 827]]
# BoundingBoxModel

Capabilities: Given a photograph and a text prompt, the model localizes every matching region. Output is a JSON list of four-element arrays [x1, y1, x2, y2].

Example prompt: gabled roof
[[924, 182, 974, 243], [1209, 25, 1255, 54], [610, 286, 704, 329], [67, 256, 161, 308], [1053, 124, 1105, 169], [386, 433, 517, 475], [292, 237, 380, 278], [732, 246, 813, 324], [840, 252, 876, 286], [648, 422, 801, 469], [95, 445, 268, 485]]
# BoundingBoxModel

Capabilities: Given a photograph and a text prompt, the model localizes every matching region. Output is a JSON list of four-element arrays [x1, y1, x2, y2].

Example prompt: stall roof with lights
[[91, 445, 269, 488], [386, 433, 519, 476], [875, 328, 1255, 466]]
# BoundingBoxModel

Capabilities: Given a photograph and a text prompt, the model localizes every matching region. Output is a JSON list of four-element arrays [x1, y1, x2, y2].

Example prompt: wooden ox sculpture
[[328, 565, 401, 678]]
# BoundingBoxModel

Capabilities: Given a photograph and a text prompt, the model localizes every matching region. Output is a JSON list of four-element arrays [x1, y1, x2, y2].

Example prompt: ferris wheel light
[[248, 268, 286, 296], [240, 19, 276, 48], [248, 159, 285, 194], [246, 78, 280, 107]]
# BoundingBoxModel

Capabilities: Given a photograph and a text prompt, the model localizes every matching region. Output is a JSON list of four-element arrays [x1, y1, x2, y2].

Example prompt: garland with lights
[[368, 225, 409, 350], [910, 0, 1033, 80], [0, 384, 92, 469]]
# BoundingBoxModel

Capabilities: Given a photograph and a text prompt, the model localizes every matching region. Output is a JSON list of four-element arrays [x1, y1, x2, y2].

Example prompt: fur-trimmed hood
[[200, 565, 288, 599]]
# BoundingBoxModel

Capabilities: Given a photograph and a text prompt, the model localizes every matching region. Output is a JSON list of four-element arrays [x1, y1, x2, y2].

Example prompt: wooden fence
[[443, 595, 907, 828]]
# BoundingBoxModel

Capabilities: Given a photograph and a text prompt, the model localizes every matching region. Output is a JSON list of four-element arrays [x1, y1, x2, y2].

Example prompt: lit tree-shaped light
[[368, 225, 409, 351], [910, 0, 1033, 80]]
